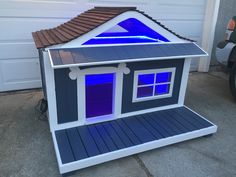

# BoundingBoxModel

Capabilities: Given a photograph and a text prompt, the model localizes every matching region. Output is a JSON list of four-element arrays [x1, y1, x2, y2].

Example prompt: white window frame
[[82, 70, 117, 125], [132, 67, 176, 102]]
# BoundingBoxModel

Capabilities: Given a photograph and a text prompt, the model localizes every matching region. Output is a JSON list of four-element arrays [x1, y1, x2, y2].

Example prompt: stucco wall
[[211, 0, 236, 65]]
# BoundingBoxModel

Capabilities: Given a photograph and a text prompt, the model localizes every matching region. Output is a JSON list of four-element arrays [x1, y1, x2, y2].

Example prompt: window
[[133, 68, 175, 102]]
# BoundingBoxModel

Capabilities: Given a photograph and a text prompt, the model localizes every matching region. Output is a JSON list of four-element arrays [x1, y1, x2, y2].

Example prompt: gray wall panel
[[54, 68, 78, 124]]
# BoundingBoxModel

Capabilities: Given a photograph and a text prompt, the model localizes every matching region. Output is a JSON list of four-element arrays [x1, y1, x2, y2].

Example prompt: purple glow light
[[155, 84, 170, 95], [83, 18, 170, 45], [137, 86, 153, 98], [156, 72, 172, 83], [85, 73, 115, 118], [138, 74, 155, 85]]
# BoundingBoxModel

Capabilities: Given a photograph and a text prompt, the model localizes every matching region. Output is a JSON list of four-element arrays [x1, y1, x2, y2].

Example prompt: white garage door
[[0, 0, 207, 92]]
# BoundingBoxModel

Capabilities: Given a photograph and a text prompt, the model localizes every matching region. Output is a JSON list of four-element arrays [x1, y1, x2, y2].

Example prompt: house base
[[51, 106, 217, 175]]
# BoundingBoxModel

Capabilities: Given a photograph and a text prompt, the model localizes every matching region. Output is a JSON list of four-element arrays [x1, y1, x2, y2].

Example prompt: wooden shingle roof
[[32, 6, 193, 49]]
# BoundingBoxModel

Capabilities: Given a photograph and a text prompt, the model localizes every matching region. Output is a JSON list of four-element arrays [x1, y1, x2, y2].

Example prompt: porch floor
[[54, 106, 217, 173]]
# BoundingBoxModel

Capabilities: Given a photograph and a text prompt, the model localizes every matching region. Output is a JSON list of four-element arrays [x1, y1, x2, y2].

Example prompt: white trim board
[[178, 58, 191, 105], [51, 106, 217, 174], [198, 0, 221, 72], [43, 51, 58, 132]]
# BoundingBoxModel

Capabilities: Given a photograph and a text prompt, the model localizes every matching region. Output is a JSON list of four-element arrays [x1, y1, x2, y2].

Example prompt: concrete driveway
[[0, 72, 236, 177]]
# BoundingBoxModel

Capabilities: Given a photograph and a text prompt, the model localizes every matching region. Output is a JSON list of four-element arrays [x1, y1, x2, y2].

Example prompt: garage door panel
[[0, 18, 69, 41], [0, 9, 80, 19], [133, 0, 205, 20], [160, 20, 203, 40], [156, 0, 205, 6], [0, 58, 41, 91], [0, 43, 38, 60], [0, 0, 88, 18], [148, 6, 205, 18]]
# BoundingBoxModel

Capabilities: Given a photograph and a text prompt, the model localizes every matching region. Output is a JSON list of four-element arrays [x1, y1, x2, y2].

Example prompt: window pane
[[138, 73, 155, 85], [137, 86, 153, 98], [156, 72, 172, 83], [155, 84, 170, 95], [85, 73, 114, 86]]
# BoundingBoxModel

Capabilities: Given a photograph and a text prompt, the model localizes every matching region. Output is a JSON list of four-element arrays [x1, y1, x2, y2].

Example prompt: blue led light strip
[[93, 36, 166, 42]]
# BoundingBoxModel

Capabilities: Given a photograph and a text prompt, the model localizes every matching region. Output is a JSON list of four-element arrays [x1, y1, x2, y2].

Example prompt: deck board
[[102, 122, 126, 149], [116, 119, 141, 145], [123, 116, 156, 143], [160, 110, 190, 133], [179, 107, 213, 127], [109, 121, 134, 147], [66, 128, 88, 160], [88, 125, 110, 154], [142, 113, 170, 138], [77, 126, 100, 157], [94, 124, 118, 151], [156, 111, 185, 134], [147, 112, 177, 136], [136, 115, 163, 139], [174, 108, 210, 128], [55, 107, 216, 165], [55, 130, 75, 164], [170, 109, 198, 131]]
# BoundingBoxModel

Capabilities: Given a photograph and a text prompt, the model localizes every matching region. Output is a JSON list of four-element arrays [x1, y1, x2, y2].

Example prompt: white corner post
[[43, 51, 58, 132], [198, 0, 221, 72], [178, 58, 191, 105]]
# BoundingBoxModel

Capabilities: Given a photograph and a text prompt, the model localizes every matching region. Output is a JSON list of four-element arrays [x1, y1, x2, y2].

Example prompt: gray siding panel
[[122, 59, 184, 113], [54, 68, 78, 124]]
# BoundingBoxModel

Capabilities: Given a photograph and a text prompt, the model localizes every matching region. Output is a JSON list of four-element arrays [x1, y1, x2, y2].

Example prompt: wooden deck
[[53, 106, 217, 174]]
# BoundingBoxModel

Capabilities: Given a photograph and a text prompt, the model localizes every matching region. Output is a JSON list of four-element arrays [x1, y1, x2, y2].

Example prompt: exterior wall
[[211, 0, 236, 65], [122, 59, 184, 113], [0, 0, 207, 91], [53, 60, 184, 124], [54, 68, 78, 124]]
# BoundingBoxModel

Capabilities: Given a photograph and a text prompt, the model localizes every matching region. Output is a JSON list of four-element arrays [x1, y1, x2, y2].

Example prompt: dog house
[[32, 7, 217, 175]]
